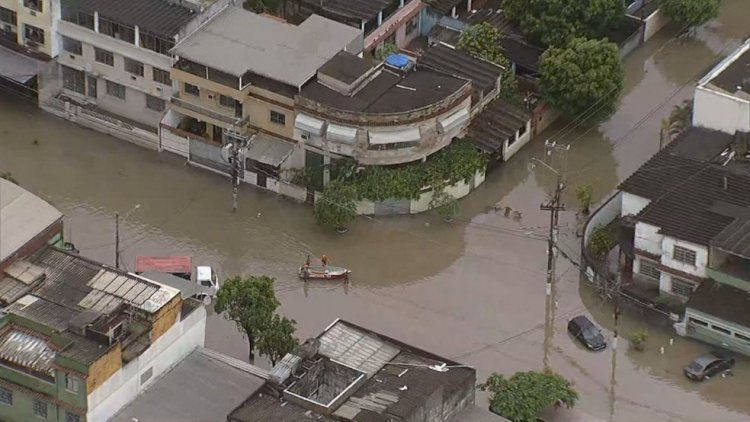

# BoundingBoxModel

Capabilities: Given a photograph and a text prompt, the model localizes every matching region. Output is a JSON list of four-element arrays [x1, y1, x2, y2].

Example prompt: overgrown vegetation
[[588, 224, 616, 259], [313, 181, 357, 231], [575, 184, 594, 214], [374, 42, 399, 61], [629, 329, 648, 352], [482, 371, 578, 422], [457, 23, 518, 99], [658, 0, 720, 31], [431, 190, 460, 222]]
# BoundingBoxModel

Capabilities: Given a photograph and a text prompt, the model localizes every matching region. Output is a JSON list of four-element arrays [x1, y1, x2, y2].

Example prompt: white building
[[693, 37, 750, 135], [53, 0, 229, 129]]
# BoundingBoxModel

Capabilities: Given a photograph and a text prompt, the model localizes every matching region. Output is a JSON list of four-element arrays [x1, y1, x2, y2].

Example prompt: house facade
[[283, 0, 424, 52], [53, 0, 229, 129], [0, 247, 207, 422], [0, 0, 60, 58]]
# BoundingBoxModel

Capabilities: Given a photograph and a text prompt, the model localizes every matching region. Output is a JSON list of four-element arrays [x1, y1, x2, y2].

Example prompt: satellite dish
[[220, 143, 234, 162]]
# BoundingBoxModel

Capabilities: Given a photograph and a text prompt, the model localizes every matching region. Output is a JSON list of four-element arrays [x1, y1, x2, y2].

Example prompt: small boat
[[299, 265, 350, 281]]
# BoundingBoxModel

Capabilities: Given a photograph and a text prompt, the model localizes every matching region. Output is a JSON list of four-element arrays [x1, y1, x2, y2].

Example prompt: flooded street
[[1, 2, 749, 420]]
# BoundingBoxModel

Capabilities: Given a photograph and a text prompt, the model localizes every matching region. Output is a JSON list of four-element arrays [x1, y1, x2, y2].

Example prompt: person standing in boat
[[321, 254, 328, 267], [302, 255, 311, 281]]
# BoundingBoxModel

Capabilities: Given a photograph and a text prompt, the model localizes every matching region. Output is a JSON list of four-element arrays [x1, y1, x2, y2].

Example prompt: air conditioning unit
[[30, 10, 36, 16], [155, 86, 162, 92]]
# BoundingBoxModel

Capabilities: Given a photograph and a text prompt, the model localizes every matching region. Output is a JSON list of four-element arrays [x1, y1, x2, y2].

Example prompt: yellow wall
[[0, 0, 54, 56], [150, 295, 182, 343], [86, 344, 123, 394], [170, 68, 296, 139]]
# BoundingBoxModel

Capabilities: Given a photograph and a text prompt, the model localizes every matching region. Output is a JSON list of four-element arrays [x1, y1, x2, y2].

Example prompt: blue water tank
[[385, 53, 411, 69]]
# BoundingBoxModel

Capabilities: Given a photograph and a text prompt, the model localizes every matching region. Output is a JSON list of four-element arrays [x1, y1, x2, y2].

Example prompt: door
[[87, 75, 97, 98], [212, 125, 223, 143]]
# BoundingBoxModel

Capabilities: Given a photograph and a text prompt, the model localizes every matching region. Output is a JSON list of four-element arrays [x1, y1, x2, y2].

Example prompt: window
[[33, 399, 47, 418], [506, 136, 516, 146], [146, 95, 165, 112], [94, 48, 114, 66], [23, 24, 44, 45], [62, 8, 94, 30], [61, 65, 85, 95], [270, 110, 286, 125], [518, 123, 527, 136], [124, 58, 144, 76], [65, 412, 81, 422], [152, 68, 171, 86], [672, 245, 696, 265], [406, 16, 418, 35], [688, 317, 708, 327], [62, 36, 81, 55], [639, 259, 661, 280], [711, 324, 731, 335], [0, 7, 17, 26], [671, 278, 695, 297], [99, 17, 135, 43], [0, 387, 11, 405], [219, 95, 235, 108], [24, 0, 42, 13], [106, 81, 126, 100], [65, 374, 80, 393], [184, 83, 199, 96], [140, 32, 174, 55], [735, 332, 750, 343]]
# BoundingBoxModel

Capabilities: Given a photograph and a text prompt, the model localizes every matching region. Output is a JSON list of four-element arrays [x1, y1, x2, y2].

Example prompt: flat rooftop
[[172, 7, 362, 87], [300, 67, 469, 114], [702, 38, 750, 98], [296, 0, 391, 21], [111, 348, 267, 422], [62, 0, 196, 37]]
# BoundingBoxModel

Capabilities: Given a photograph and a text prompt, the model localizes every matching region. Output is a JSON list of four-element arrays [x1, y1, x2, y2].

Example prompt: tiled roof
[[418, 43, 503, 101], [711, 218, 750, 259], [62, 0, 196, 37], [687, 279, 750, 328], [467, 97, 531, 155]]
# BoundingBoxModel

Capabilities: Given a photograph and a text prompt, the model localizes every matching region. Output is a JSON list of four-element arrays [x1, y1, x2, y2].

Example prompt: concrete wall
[[693, 85, 750, 135], [621, 191, 650, 217], [661, 237, 708, 278], [633, 222, 662, 256], [502, 119, 531, 162], [618, 20, 645, 60], [642, 7, 670, 41], [86, 306, 206, 422], [581, 190, 622, 285], [685, 308, 750, 357]]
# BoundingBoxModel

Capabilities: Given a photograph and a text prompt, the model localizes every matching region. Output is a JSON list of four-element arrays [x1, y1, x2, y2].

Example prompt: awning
[[244, 134, 295, 168], [294, 113, 325, 135], [326, 124, 358, 144], [0, 45, 46, 84], [438, 107, 470, 133], [368, 127, 421, 145]]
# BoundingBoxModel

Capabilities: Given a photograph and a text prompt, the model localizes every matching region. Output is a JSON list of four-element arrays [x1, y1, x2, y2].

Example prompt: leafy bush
[[576, 184, 594, 214], [482, 371, 578, 422], [658, 0, 720, 30], [313, 181, 357, 230], [588, 224, 615, 258], [431, 190, 460, 222], [629, 330, 648, 351], [375, 43, 399, 61]]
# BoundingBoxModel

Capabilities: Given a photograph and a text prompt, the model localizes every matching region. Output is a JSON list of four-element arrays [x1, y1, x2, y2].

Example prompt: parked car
[[567, 315, 607, 351], [684, 353, 735, 381]]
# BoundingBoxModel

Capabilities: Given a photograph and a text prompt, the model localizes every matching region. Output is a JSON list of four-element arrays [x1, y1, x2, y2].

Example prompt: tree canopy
[[482, 371, 578, 422], [658, 0, 720, 30], [314, 180, 357, 231], [503, 0, 624, 46], [457, 23, 517, 98], [538, 37, 624, 119], [214, 275, 297, 362]]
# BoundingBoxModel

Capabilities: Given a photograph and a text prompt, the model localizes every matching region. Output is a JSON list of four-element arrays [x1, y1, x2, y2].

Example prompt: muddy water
[[1, 2, 750, 420]]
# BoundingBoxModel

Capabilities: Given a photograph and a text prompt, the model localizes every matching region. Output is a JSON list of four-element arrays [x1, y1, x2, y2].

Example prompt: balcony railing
[[170, 94, 247, 127]]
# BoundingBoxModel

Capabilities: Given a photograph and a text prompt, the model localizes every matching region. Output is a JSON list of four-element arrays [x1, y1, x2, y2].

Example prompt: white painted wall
[[693, 85, 750, 135], [91, 306, 207, 422], [661, 237, 708, 278], [621, 192, 650, 217], [502, 120, 531, 162], [633, 222, 662, 256]]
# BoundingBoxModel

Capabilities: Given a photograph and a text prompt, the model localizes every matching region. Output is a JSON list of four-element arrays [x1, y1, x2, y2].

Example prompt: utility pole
[[223, 129, 248, 213], [114, 212, 120, 269], [536, 140, 569, 372]]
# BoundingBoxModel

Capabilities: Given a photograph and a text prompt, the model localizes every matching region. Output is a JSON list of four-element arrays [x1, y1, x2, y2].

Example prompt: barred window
[[673, 245, 696, 265], [146, 95, 165, 112], [153, 68, 171, 86], [124, 58, 144, 76], [0, 387, 12, 405], [639, 259, 660, 280], [33, 399, 47, 418], [62, 65, 85, 95], [62, 36, 82, 55], [270, 110, 286, 125], [184, 83, 199, 96], [671, 278, 695, 297], [219, 95, 235, 108], [94, 48, 114, 66], [106, 81, 126, 100]]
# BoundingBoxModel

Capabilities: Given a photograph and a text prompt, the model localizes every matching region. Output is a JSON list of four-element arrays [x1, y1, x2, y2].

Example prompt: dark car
[[568, 315, 607, 351], [684, 353, 735, 381]]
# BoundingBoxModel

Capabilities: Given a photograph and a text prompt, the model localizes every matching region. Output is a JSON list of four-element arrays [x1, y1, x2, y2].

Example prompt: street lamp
[[115, 204, 141, 269]]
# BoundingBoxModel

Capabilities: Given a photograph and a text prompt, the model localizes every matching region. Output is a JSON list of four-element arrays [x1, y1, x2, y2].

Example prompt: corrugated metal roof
[[6, 295, 78, 332], [61, 0, 196, 38], [0, 330, 55, 376], [0, 179, 62, 265], [244, 134, 295, 168], [318, 321, 399, 377]]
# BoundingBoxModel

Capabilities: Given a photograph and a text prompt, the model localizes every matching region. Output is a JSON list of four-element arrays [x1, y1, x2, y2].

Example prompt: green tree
[[243, 0, 282, 14], [314, 180, 357, 232], [214, 275, 285, 362], [575, 184, 594, 214], [375, 42, 399, 61], [539, 37, 624, 119], [458, 23, 517, 99], [667, 100, 693, 138], [503, 0, 624, 46], [588, 224, 615, 259], [482, 371, 578, 422], [256, 314, 298, 366], [658, 0, 720, 30]]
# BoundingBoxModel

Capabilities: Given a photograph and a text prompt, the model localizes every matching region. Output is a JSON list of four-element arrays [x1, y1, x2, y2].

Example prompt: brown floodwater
[[1, 2, 749, 420]]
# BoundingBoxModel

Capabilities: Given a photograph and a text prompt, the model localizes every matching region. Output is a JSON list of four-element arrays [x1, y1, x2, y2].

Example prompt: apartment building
[[0, 0, 60, 57], [0, 246, 207, 422], [53, 0, 228, 129]]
